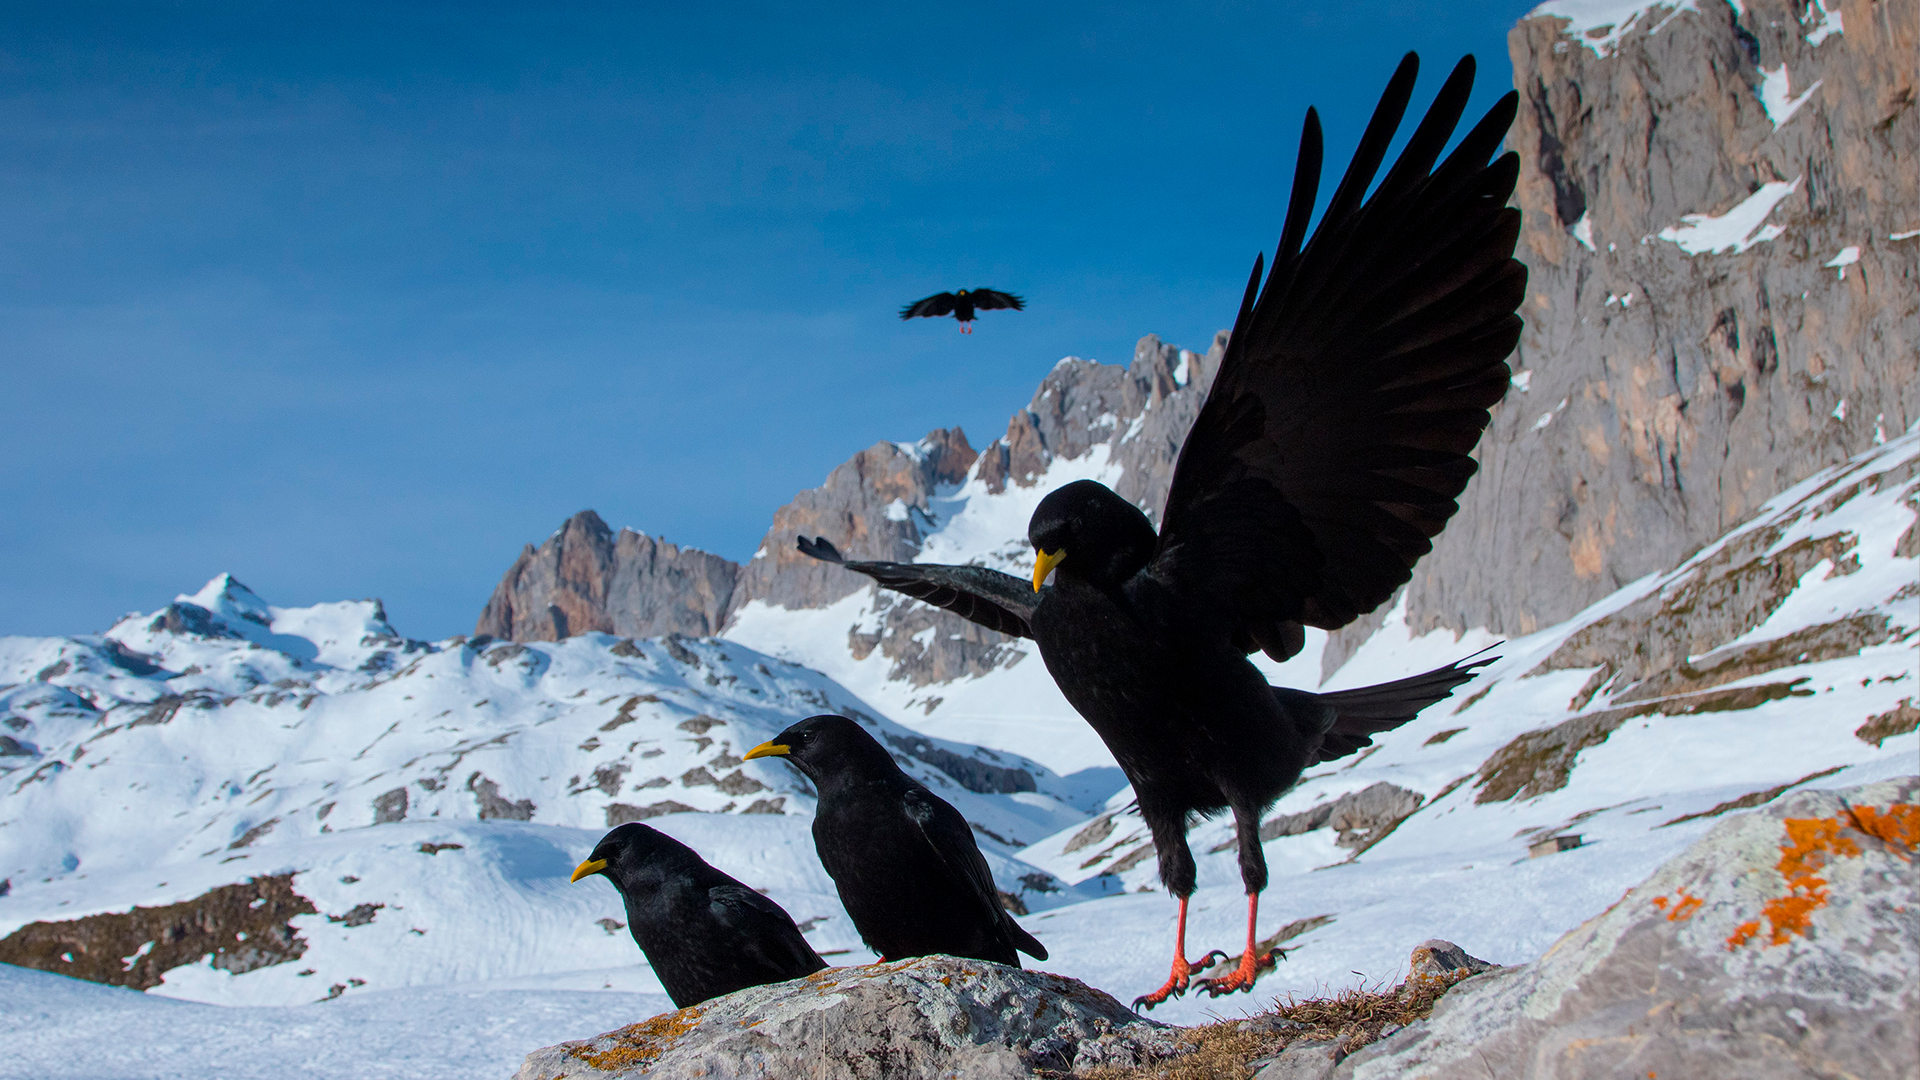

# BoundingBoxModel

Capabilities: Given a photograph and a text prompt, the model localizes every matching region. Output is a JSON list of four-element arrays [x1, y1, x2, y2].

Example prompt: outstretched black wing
[[796, 536, 1037, 639], [967, 289, 1025, 312], [1149, 53, 1524, 659], [900, 292, 959, 320]]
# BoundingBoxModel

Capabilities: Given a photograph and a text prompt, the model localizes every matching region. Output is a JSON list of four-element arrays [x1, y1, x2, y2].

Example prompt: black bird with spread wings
[[899, 288, 1024, 332], [745, 715, 1047, 967], [570, 823, 827, 1007], [799, 53, 1523, 1008]]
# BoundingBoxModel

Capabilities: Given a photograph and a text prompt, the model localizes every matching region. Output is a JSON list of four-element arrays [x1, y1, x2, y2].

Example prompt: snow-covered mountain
[[0, 576, 1105, 1010]]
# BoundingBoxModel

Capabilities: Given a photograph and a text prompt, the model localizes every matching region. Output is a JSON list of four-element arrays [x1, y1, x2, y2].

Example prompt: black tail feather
[[1281, 647, 1498, 764], [1316, 647, 1498, 734], [1009, 917, 1048, 961]]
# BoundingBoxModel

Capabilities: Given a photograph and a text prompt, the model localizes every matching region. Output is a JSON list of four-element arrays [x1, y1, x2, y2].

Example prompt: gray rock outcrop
[[1337, 775, 1920, 1079], [511, 955, 1182, 1080], [1406, 0, 1919, 639]]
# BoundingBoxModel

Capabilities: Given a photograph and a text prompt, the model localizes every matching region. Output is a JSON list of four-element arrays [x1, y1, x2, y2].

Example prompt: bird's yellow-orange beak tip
[[1032, 548, 1066, 592], [743, 742, 791, 761], [570, 858, 608, 883]]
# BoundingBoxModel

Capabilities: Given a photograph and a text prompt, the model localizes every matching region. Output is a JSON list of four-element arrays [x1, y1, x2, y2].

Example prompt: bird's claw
[[1196, 949, 1277, 997], [1131, 950, 1228, 1012]]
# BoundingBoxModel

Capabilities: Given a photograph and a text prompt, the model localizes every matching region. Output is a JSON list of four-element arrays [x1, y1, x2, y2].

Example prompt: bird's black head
[[570, 822, 700, 887], [1028, 479, 1158, 592], [742, 714, 899, 788]]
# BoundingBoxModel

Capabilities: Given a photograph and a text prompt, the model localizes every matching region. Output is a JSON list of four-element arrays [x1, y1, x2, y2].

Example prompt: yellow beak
[[742, 742, 791, 761], [1032, 548, 1066, 593], [570, 858, 608, 883]]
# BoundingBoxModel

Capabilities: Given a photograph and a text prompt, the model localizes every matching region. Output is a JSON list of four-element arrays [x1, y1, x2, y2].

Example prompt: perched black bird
[[570, 822, 827, 1008], [798, 53, 1522, 1008], [743, 714, 1047, 967], [899, 288, 1024, 333]]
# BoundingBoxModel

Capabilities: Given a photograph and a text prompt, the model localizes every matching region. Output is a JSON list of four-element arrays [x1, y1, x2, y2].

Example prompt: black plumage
[[744, 714, 1047, 967], [570, 822, 827, 1008], [798, 53, 1521, 1008], [899, 288, 1024, 332]]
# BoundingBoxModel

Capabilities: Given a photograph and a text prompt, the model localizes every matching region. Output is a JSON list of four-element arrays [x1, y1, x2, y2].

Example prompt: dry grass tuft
[[1071, 969, 1476, 1080]]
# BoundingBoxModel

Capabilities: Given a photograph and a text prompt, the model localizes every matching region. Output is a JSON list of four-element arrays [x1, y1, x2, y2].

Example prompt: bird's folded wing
[[707, 883, 825, 971], [900, 787, 1044, 958], [900, 293, 957, 319], [1150, 53, 1525, 654], [968, 289, 1024, 311], [796, 536, 1037, 638]]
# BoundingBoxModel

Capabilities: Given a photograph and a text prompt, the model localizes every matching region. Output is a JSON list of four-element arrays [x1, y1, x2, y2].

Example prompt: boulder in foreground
[[512, 955, 1180, 1079], [1339, 776, 1919, 1079]]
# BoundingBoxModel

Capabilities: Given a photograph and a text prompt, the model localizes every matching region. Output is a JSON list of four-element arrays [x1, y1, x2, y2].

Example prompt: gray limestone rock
[[1336, 776, 1920, 1080], [1406, 0, 1919, 641], [1254, 1040, 1340, 1080], [510, 955, 1179, 1080], [1406, 939, 1497, 979]]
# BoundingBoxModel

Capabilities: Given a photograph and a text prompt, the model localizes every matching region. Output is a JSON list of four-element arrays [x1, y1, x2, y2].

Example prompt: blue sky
[[3, 1, 1536, 640]]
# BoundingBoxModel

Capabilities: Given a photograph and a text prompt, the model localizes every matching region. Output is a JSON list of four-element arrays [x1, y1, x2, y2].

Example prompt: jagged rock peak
[[474, 510, 739, 641], [726, 426, 980, 615]]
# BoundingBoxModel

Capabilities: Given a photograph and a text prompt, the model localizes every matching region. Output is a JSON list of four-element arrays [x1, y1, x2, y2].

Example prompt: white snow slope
[[3, 427, 1916, 1076]]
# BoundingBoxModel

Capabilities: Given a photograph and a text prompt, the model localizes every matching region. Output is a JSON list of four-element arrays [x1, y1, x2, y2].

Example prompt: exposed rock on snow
[[512, 955, 1182, 1080], [1405, 939, 1497, 980], [0, 874, 315, 989], [1339, 776, 1920, 1079]]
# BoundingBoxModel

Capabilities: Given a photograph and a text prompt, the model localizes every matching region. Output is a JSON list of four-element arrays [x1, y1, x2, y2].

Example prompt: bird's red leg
[[1131, 895, 1227, 1011], [1198, 892, 1277, 997], [961, 322, 972, 334]]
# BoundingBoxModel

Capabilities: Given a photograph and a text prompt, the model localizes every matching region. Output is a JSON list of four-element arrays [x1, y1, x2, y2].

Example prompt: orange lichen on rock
[[571, 1004, 710, 1072], [1726, 802, 1918, 950], [1650, 886, 1702, 921], [1848, 803, 1920, 851]]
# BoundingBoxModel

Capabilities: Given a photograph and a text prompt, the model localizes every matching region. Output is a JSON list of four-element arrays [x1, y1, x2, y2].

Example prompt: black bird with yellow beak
[[569, 822, 827, 1008], [797, 53, 1520, 1008], [745, 714, 1047, 967]]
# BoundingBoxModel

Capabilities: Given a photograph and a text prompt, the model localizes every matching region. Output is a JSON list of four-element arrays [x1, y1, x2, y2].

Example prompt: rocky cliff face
[[475, 511, 741, 641], [1406, 0, 1918, 638]]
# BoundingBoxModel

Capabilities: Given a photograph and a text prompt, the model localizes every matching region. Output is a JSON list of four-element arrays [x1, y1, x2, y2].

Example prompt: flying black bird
[[743, 714, 1047, 967], [570, 822, 828, 1008], [797, 53, 1522, 1009], [899, 288, 1024, 332]]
